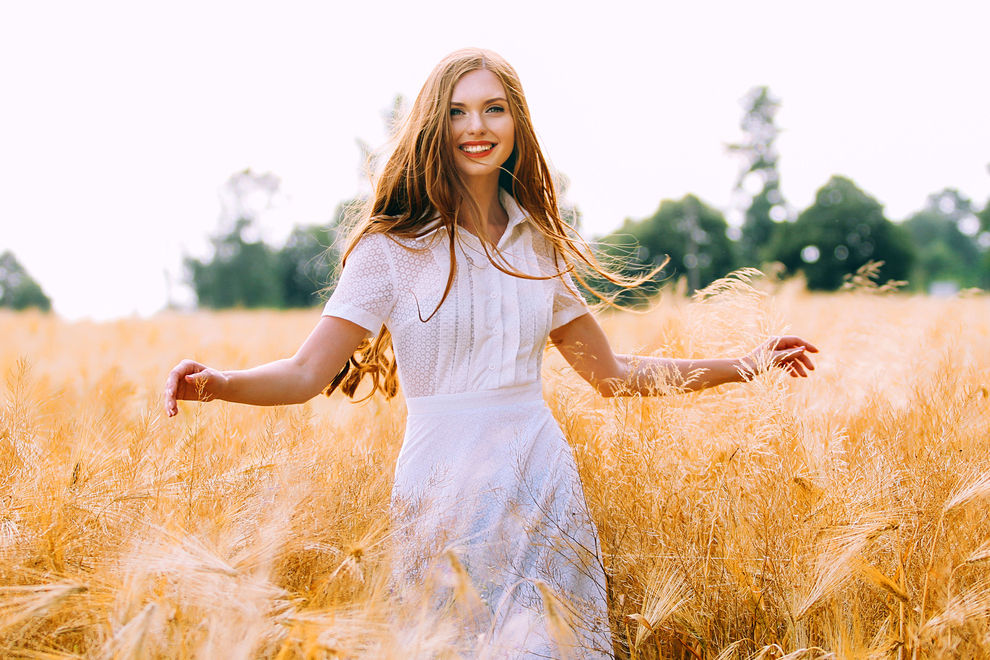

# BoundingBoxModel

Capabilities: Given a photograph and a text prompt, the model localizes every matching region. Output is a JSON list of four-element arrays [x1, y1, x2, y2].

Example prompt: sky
[[2, 0, 988, 320]]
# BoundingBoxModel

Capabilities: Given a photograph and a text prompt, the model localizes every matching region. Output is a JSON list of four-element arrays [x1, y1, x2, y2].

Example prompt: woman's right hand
[[164, 359, 230, 417]]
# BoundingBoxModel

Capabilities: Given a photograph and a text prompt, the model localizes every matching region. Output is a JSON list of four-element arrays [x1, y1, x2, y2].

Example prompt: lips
[[459, 141, 496, 158]]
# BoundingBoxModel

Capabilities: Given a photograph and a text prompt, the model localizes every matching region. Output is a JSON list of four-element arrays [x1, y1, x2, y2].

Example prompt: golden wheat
[[2, 279, 990, 658]]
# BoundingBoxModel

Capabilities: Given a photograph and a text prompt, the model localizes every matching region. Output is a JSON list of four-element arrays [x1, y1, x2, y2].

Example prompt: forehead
[[451, 69, 507, 102]]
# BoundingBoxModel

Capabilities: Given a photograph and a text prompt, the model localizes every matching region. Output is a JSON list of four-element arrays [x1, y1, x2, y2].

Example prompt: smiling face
[[448, 68, 515, 183]]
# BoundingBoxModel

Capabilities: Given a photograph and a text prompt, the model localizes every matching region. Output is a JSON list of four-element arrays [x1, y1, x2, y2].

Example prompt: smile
[[459, 142, 495, 157]]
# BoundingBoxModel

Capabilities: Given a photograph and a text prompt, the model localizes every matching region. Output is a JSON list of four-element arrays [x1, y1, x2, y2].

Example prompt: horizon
[[2, 0, 988, 320]]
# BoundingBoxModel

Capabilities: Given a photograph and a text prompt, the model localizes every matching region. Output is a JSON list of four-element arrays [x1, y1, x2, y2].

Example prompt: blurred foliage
[[590, 195, 734, 303], [598, 88, 982, 299], [185, 170, 338, 310], [0, 251, 51, 312], [978, 195, 990, 286], [727, 86, 785, 266], [770, 176, 914, 290], [903, 189, 983, 291], [183, 94, 990, 309], [278, 224, 339, 308]]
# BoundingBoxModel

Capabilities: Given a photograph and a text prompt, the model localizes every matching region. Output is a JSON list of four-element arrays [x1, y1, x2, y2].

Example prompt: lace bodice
[[322, 192, 588, 398]]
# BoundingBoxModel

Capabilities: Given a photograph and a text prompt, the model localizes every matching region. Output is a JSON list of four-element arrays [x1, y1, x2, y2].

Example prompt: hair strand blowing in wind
[[325, 48, 659, 401]]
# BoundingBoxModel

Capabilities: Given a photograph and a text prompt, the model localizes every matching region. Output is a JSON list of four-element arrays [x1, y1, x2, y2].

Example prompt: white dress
[[323, 191, 613, 658]]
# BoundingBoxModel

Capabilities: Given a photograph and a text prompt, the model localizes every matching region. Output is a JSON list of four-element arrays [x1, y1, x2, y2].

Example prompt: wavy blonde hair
[[326, 48, 645, 400]]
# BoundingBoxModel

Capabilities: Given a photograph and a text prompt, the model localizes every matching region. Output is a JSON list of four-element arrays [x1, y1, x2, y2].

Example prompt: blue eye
[[486, 105, 505, 113], [449, 107, 464, 117]]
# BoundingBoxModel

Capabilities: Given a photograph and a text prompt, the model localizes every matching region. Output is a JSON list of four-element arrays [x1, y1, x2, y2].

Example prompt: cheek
[[500, 121, 515, 150]]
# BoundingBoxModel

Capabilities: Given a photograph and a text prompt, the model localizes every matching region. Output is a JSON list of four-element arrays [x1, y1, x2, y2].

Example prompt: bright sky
[[2, 1, 988, 320]]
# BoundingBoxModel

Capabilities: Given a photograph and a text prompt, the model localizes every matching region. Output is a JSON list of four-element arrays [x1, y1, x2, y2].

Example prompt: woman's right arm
[[164, 316, 369, 417]]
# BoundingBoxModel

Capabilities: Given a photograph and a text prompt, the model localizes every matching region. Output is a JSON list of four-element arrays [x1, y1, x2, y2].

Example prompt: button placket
[[487, 273, 501, 377], [486, 274, 499, 318]]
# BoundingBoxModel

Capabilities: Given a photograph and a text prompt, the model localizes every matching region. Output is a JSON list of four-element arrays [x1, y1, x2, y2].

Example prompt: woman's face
[[448, 69, 515, 182]]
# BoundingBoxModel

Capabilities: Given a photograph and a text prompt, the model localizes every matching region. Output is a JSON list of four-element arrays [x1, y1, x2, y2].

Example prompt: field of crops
[[3, 276, 990, 658]]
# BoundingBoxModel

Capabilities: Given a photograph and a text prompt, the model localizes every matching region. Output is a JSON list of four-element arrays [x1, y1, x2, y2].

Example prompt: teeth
[[461, 144, 493, 153]]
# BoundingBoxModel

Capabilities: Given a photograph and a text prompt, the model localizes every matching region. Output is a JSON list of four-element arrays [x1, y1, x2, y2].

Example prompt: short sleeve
[[550, 272, 589, 330], [322, 233, 397, 334]]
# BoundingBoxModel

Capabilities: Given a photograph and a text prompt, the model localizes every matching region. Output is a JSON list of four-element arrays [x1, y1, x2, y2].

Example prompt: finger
[[782, 336, 819, 353], [165, 361, 196, 393], [185, 371, 212, 388], [164, 370, 182, 416], [780, 357, 806, 377], [774, 348, 812, 376], [165, 369, 180, 396], [792, 350, 815, 371], [777, 347, 805, 364]]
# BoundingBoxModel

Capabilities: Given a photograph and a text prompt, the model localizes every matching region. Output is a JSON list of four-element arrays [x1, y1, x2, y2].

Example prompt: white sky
[[2, 0, 988, 320]]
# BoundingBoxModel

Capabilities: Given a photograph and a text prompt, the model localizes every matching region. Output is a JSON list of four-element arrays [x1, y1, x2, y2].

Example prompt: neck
[[457, 174, 507, 243]]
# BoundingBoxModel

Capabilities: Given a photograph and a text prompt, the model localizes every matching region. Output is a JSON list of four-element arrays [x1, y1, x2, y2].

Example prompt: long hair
[[326, 48, 651, 400]]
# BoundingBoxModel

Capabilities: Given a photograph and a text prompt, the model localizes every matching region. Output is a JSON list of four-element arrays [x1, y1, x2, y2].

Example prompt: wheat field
[[2, 276, 990, 659]]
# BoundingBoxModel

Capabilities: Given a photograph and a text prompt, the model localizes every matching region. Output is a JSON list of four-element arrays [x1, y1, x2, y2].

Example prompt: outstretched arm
[[549, 313, 817, 397], [164, 316, 369, 416]]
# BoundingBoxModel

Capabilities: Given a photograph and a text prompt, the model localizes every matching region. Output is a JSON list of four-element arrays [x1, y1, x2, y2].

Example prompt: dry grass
[[2, 278, 990, 658]]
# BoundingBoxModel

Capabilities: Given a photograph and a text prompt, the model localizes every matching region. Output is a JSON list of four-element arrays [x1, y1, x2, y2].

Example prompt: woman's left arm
[[549, 313, 818, 397]]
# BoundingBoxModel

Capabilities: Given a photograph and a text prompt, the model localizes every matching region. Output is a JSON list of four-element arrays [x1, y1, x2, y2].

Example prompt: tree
[[278, 224, 338, 308], [0, 251, 52, 311], [594, 194, 735, 303], [727, 86, 786, 266], [771, 176, 914, 290], [903, 189, 982, 291], [185, 170, 286, 309], [979, 195, 990, 235], [187, 218, 284, 308], [975, 190, 990, 288]]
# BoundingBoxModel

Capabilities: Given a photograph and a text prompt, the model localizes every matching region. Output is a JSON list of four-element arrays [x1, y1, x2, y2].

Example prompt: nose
[[466, 111, 486, 134]]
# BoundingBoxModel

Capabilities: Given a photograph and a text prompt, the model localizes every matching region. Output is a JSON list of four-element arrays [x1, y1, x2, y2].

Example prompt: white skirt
[[392, 382, 613, 658]]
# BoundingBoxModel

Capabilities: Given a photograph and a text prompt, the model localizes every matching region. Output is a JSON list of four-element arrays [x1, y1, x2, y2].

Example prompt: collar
[[498, 188, 530, 240], [418, 189, 530, 244]]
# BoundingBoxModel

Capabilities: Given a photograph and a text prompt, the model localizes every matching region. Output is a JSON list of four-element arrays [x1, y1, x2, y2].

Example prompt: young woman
[[164, 48, 817, 658]]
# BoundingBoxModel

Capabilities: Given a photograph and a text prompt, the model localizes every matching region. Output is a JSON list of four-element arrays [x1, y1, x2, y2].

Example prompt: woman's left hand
[[742, 336, 819, 379]]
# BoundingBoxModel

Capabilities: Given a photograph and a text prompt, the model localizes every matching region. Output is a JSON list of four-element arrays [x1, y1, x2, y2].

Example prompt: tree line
[[2, 87, 988, 313], [181, 87, 988, 310], [594, 87, 990, 299]]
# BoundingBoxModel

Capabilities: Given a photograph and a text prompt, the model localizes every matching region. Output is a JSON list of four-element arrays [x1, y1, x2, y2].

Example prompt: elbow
[[286, 357, 330, 404], [289, 389, 319, 405], [589, 359, 630, 397]]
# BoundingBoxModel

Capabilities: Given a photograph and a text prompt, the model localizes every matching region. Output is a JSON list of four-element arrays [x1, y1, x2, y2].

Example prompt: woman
[[164, 48, 816, 658]]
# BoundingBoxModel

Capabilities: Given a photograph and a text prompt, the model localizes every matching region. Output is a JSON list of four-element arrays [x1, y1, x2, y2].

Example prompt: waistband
[[405, 381, 544, 415]]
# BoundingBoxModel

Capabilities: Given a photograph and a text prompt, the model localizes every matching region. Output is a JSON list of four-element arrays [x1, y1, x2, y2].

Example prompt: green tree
[[0, 251, 52, 311], [186, 218, 284, 308], [595, 195, 735, 303], [727, 86, 786, 265], [278, 223, 339, 308], [771, 176, 914, 290], [903, 189, 982, 291], [975, 190, 990, 288], [979, 195, 990, 235], [185, 170, 286, 309]]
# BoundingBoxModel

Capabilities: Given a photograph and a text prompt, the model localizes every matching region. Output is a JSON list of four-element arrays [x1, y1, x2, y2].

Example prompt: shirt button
[[489, 364, 496, 370]]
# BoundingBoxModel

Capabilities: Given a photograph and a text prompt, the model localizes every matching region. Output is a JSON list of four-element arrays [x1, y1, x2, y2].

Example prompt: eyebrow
[[450, 97, 508, 106]]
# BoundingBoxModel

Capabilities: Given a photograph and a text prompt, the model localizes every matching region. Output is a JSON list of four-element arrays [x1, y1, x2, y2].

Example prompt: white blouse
[[322, 191, 589, 398]]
